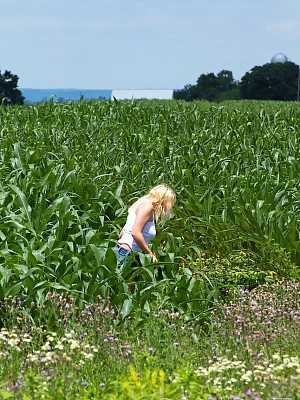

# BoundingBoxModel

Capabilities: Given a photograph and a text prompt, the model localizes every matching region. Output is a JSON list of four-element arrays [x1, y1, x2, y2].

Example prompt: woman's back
[[119, 198, 156, 251]]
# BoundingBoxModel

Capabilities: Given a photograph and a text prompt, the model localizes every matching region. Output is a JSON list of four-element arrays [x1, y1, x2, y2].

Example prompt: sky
[[1, 0, 299, 89]]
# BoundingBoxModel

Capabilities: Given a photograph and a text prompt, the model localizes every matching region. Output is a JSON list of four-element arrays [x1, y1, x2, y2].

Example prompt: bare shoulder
[[136, 198, 153, 215]]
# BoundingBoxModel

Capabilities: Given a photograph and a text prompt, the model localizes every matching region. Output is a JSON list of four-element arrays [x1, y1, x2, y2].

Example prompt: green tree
[[0, 70, 24, 105], [174, 84, 198, 101], [196, 72, 220, 101], [174, 70, 240, 101], [217, 70, 235, 92], [240, 62, 299, 100]]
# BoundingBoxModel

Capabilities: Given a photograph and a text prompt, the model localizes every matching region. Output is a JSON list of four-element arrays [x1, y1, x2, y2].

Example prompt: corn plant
[[0, 100, 299, 316]]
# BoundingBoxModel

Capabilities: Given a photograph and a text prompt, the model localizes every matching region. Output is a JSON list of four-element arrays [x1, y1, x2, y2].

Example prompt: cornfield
[[0, 100, 299, 315]]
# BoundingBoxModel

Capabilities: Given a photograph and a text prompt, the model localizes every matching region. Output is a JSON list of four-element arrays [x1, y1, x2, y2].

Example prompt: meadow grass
[[0, 280, 299, 399]]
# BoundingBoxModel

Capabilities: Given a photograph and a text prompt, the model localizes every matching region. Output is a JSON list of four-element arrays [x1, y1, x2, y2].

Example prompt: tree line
[[174, 61, 300, 102], [1, 60, 300, 105]]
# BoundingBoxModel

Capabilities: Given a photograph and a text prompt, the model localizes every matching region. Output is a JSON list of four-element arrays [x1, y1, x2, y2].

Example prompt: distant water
[[22, 89, 112, 103]]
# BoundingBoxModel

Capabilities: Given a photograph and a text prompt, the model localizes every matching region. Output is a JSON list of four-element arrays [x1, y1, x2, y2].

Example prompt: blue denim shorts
[[114, 246, 131, 267]]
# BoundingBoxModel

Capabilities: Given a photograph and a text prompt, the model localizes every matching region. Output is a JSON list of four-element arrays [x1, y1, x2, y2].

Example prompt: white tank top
[[118, 201, 156, 252]]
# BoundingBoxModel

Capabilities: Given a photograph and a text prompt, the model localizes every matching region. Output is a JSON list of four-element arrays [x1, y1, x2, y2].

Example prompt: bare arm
[[131, 202, 157, 261]]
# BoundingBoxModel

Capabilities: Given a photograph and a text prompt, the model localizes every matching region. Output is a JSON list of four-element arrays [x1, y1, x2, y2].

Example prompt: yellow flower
[[150, 371, 157, 385], [129, 367, 140, 386], [159, 370, 165, 384]]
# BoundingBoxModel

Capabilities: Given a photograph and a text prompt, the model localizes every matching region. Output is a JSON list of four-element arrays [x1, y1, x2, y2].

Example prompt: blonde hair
[[144, 184, 176, 223]]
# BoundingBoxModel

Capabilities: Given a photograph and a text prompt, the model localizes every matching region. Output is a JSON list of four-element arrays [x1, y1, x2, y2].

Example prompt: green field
[[0, 100, 299, 399]]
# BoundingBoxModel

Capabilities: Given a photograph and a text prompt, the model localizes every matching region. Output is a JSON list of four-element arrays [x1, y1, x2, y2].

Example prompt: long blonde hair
[[144, 184, 176, 223]]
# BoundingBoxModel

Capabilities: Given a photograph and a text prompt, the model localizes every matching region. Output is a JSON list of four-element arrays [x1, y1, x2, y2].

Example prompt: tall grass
[[0, 100, 299, 313]]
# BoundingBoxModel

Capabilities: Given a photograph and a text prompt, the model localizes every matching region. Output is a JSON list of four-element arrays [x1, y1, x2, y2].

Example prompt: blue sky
[[1, 0, 299, 89]]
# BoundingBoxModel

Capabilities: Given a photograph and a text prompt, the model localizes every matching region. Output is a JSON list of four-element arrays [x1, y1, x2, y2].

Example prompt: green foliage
[[0, 280, 300, 398], [106, 368, 181, 399], [1, 99, 300, 399], [240, 61, 299, 100], [176, 60, 300, 102], [259, 244, 300, 278], [0, 100, 300, 319], [0, 70, 24, 105], [189, 247, 299, 295], [174, 70, 240, 101]]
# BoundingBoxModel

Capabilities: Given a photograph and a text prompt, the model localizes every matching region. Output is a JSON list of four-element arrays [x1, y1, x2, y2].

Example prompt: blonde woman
[[116, 184, 176, 266]]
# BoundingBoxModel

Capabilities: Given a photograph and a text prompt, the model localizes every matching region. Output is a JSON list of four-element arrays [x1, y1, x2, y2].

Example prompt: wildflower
[[159, 370, 165, 384], [82, 352, 94, 360], [62, 353, 72, 362], [27, 354, 39, 363], [54, 343, 64, 351], [69, 340, 80, 350], [241, 370, 252, 383], [65, 332, 74, 339], [41, 342, 51, 351]]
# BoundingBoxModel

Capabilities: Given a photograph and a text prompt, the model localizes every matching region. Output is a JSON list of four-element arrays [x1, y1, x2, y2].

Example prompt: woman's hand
[[150, 252, 158, 263]]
